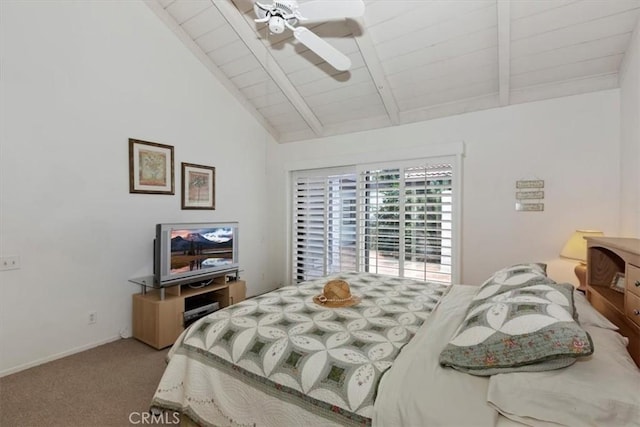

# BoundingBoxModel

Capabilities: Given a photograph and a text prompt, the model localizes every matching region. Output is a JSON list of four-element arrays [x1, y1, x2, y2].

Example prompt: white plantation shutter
[[326, 174, 358, 274], [402, 164, 453, 282], [292, 169, 357, 283], [358, 168, 403, 276], [292, 158, 456, 285], [292, 175, 326, 282]]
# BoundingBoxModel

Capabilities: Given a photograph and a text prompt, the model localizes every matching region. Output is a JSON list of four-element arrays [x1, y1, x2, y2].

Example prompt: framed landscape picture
[[181, 162, 215, 210], [610, 272, 625, 293], [129, 139, 175, 194]]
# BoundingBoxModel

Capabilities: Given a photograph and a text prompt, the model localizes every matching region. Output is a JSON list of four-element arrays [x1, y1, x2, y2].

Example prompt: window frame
[[285, 143, 464, 285]]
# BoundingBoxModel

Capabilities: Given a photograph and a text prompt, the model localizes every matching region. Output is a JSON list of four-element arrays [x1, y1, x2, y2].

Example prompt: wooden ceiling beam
[[212, 0, 324, 136], [497, 0, 511, 106], [347, 18, 400, 125]]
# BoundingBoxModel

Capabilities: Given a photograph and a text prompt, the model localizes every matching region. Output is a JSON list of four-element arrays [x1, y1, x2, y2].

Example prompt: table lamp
[[560, 229, 604, 291]]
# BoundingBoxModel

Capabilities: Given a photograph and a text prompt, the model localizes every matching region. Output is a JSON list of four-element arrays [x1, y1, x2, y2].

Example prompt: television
[[154, 222, 239, 287]]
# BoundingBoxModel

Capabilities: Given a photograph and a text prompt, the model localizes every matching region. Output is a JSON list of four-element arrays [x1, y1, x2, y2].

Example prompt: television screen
[[155, 222, 239, 286], [169, 227, 234, 275]]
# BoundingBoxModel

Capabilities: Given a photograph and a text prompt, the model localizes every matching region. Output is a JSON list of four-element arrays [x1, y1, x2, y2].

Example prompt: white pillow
[[487, 326, 640, 427], [574, 290, 618, 330]]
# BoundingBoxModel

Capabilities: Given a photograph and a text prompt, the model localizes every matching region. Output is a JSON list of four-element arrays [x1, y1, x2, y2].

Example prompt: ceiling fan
[[253, 0, 365, 71]]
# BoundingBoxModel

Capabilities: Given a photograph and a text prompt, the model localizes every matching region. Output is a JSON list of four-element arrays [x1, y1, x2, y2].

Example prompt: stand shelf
[[586, 237, 640, 367], [131, 273, 246, 349]]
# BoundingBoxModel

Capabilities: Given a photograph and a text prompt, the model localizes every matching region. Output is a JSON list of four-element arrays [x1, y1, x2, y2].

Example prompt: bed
[[151, 268, 640, 427]]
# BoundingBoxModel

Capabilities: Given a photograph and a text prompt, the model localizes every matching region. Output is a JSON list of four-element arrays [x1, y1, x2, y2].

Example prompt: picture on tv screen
[[169, 227, 234, 275]]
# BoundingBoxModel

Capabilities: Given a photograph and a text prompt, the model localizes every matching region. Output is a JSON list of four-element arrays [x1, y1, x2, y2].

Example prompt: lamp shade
[[560, 229, 604, 262]]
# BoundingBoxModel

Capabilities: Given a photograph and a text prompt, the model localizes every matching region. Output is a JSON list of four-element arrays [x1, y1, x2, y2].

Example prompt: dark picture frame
[[181, 162, 215, 210], [129, 139, 175, 194], [610, 272, 626, 293]]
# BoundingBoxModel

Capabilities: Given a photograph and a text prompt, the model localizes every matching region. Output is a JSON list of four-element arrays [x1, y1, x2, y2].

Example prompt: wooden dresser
[[586, 237, 640, 367]]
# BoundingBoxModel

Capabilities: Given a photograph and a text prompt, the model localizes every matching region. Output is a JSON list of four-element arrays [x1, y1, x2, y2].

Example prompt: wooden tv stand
[[131, 273, 246, 349]]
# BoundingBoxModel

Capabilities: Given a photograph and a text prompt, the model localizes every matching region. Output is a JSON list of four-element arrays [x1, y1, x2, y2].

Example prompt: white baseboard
[[0, 335, 121, 378]]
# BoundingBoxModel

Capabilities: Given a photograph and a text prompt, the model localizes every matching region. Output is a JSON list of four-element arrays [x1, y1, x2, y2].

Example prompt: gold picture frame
[[129, 139, 175, 194], [610, 272, 625, 293], [181, 162, 215, 210]]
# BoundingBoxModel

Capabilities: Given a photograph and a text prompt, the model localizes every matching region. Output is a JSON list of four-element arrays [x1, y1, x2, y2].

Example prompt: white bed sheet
[[373, 284, 500, 427]]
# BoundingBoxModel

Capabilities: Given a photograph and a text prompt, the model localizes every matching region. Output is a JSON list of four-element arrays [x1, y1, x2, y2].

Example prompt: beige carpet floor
[[0, 338, 174, 427]]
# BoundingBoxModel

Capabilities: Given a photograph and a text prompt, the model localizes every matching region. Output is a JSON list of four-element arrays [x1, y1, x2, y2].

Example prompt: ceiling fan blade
[[297, 0, 365, 21], [293, 27, 352, 71]]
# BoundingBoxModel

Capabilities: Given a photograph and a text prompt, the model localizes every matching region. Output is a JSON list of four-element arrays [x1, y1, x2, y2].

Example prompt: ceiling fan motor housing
[[254, 0, 300, 34], [273, 1, 297, 15]]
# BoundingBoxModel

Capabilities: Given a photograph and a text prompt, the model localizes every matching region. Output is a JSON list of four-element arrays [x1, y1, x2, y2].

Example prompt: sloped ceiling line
[[211, 0, 324, 136], [497, 0, 511, 106], [347, 18, 401, 125], [143, 0, 281, 141]]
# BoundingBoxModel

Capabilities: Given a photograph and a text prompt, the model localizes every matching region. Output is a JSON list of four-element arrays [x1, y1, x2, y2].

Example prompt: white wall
[[619, 19, 640, 238], [0, 1, 276, 375], [268, 90, 621, 287]]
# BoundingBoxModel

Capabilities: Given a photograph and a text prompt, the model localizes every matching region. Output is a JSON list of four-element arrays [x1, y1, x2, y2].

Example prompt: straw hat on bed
[[313, 279, 361, 308]]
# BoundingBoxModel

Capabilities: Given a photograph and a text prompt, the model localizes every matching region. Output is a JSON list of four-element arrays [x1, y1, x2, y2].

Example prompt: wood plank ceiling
[[148, 0, 640, 143]]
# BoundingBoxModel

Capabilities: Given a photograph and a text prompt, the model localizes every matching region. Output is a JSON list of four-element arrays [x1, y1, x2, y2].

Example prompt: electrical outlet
[[88, 311, 97, 324], [0, 256, 20, 271]]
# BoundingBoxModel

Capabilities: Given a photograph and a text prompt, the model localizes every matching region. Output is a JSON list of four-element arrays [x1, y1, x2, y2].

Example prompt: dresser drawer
[[626, 291, 640, 328], [627, 264, 640, 298]]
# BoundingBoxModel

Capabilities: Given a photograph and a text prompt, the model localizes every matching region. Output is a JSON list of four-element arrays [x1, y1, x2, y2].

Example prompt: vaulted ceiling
[[148, 0, 640, 143]]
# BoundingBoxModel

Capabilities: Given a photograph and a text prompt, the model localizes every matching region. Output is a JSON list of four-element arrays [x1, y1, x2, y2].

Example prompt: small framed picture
[[610, 272, 625, 293], [181, 162, 215, 210], [129, 139, 174, 194]]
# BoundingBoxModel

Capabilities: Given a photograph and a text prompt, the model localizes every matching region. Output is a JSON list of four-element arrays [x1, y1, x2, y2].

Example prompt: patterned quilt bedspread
[[152, 272, 449, 426]]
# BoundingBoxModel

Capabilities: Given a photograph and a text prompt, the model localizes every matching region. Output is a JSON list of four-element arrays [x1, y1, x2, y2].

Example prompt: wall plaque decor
[[515, 179, 544, 211], [516, 179, 544, 189], [515, 202, 544, 212], [129, 139, 175, 194], [516, 190, 544, 200]]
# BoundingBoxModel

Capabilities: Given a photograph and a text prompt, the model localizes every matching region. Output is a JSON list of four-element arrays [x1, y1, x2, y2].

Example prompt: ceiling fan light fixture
[[268, 16, 286, 34]]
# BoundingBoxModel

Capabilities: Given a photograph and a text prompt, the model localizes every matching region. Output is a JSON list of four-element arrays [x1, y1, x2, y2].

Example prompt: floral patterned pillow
[[439, 282, 593, 376]]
